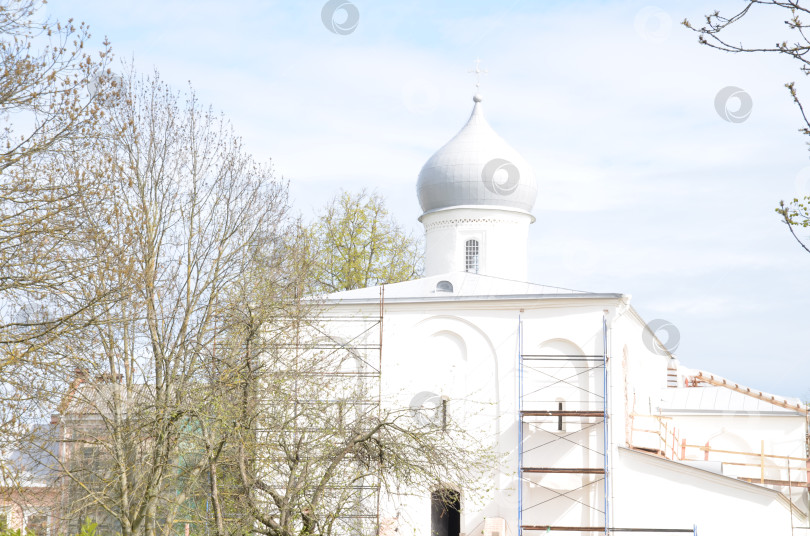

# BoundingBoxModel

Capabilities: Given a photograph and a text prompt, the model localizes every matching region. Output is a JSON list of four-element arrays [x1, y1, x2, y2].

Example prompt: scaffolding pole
[[517, 317, 608, 534], [603, 314, 609, 536], [517, 314, 697, 535], [518, 316, 524, 536]]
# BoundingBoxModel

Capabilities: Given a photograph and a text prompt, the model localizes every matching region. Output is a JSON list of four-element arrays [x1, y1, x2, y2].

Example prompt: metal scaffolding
[[320, 300, 383, 536], [272, 289, 385, 536], [517, 316, 610, 535], [517, 316, 697, 536]]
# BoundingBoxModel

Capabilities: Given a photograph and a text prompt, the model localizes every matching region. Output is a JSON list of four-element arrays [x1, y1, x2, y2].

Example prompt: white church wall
[[326, 298, 614, 533], [319, 294, 807, 535], [389, 298, 623, 534], [613, 447, 801, 535], [612, 309, 670, 441], [373, 305, 505, 536], [495, 301, 617, 531]]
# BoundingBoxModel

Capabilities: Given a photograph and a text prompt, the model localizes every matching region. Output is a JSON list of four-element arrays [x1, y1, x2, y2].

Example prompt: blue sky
[[46, 0, 810, 398]]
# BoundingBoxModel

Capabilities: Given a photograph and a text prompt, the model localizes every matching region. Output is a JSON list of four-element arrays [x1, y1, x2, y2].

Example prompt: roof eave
[[321, 292, 626, 306]]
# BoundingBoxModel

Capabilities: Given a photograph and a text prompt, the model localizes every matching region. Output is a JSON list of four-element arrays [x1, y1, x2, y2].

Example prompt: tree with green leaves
[[684, 2, 810, 253], [307, 190, 422, 292]]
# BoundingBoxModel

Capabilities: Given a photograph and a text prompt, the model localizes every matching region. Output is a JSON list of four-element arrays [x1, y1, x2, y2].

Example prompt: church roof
[[416, 94, 538, 215], [321, 272, 621, 304], [658, 386, 804, 415]]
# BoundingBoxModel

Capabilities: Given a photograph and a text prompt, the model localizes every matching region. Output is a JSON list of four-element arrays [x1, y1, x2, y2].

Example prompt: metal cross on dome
[[468, 58, 488, 91]]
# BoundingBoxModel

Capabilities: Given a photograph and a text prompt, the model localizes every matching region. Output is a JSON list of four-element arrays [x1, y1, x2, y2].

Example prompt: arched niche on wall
[[411, 317, 496, 401], [403, 316, 500, 438], [533, 338, 590, 411], [705, 429, 783, 480], [430, 330, 468, 365], [526, 338, 598, 504]]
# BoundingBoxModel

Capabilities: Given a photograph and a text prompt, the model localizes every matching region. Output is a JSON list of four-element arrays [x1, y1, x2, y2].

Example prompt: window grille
[[465, 239, 479, 273]]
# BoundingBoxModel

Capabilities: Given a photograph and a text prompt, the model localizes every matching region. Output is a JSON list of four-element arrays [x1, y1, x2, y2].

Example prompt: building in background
[[0, 424, 59, 536]]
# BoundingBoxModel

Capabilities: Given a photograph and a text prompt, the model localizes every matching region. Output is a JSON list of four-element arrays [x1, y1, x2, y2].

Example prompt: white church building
[[322, 94, 809, 536]]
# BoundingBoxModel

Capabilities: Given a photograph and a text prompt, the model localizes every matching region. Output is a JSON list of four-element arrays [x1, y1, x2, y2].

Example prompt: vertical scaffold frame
[[517, 316, 609, 534], [518, 317, 524, 536], [280, 289, 384, 536], [517, 314, 697, 535], [603, 314, 609, 536]]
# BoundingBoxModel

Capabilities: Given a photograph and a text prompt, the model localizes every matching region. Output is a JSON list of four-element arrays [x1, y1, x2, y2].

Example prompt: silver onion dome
[[417, 94, 537, 215]]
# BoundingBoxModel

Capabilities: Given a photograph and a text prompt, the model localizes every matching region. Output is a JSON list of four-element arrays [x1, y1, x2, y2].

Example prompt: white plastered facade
[[318, 96, 808, 536], [323, 280, 807, 536]]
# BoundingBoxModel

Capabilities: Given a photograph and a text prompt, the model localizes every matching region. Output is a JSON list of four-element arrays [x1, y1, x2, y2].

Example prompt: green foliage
[[776, 196, 810, 254], [75, 518, 98, 536], [307, 189, 423, 292], [778, 196, 810, 228], [0, 527, 31, 536], [0, 518, 33, 536]]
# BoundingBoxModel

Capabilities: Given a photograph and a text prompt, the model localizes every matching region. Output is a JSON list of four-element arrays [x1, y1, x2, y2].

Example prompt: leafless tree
[[213, 311, 491, 536], [0, 0, 115, 334], [20, 71, 293, 536], [684, 1, 810, 252], [0, 0, 115, 491], [1, 37, 487, 536]]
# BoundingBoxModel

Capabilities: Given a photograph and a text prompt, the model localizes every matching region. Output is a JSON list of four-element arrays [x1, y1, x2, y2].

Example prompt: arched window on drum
[[465, 239, 479, 274]]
